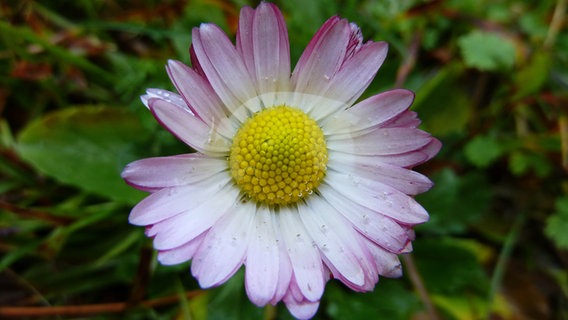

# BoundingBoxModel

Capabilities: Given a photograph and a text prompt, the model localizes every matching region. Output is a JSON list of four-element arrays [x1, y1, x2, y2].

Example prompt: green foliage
[[546, 197, 568, 249], [464, 134, 505, 168], [416, 169, 491, 235], [414, 238, 489, 294], [1, 0, 567, 319], [458, 31, 516, 71], [16, 106, 148, 204], [508, 149, 553, 177], [412, 64, 472, 136], [325, 280, 421, 320]]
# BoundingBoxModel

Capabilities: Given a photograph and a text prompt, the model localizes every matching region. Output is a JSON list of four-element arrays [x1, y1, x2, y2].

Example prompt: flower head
[[122, 3, 440, 319]]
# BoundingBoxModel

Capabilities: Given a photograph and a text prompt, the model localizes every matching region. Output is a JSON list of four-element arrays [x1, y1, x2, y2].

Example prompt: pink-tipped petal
[[191, 201, 255, 288], [365, 242, 404, 278], [166, 60, 236, 138], [128, 171, 231, 226], [141, 89, 188, 110], [327, 127, 433, 156], [150, 184, 240, 250], [236, 6, 255, 77], [292, 17, 351, 95], [279, 206, 325, 302], [157, 232, 206, 265], [321, 41, 388, 108], [328, 152, 433, 195], [323, 89, 414, 135], [413, 138, 443, 167], [238, 3, 291, 94], [299, 196, 376, 289], [362, 139, 441, 168], [122, 154, 227, 193], [319, 184, 411, 253], [283, 291, 321, 320], [269, 237, 293, 305], [191, 24, 257, 113], [149, 98, 231, 156], [324, 170, 429, 225], [385, 110, 421, 128], [245, 207, 280, 306]]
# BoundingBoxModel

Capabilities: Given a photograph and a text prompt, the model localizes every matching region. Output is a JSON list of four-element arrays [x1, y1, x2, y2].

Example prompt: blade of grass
[[486, 212, 526, 319], [93, 230, 142, 268]]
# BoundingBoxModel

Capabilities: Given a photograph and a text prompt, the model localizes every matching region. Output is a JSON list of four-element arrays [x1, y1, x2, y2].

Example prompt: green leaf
[[508, 150, 552, 177], [513, 51, 551, 100], [416, 169, 491, 235], [432, 292, 513, 320], [325, 280, 421, 320], [413, 238, 489, 295], [412, 63, 473, 136], [458, 31, 516, 71], [464, 134, 505, 168], [206, 270, 265, 320], [545, 197, 568, 249], [16, 106, 149, 204]]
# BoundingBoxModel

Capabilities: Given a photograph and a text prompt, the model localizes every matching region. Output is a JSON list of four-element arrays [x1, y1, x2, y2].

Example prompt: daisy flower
[[122, 2, 440, 319]]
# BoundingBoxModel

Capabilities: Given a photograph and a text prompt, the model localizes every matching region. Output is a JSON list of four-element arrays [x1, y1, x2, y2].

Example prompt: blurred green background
[[1, 0, 567, 319]]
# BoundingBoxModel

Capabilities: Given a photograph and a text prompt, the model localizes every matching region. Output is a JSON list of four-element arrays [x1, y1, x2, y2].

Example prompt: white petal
[[191, 201, 255, 288], [157, 232, 206, 265], [236, 2, 291, 94], [279, 205, 325, 302], [270, 236, 293, 304], [141, 88, 188, 110], [191, 24, 258, 115], [128, 171, 231, 226], [166, 60, 237, 138], [283, 292, 320, 320], [318, 183, 409, 253], [327, 127, 433, 156], [292, 17, 350, 96], [323, 170, 429, 225], [322, 89, 414, 135], [122, 154, 227, 192], [150, 183, 241, 250], [149, 98, 231, 156], [321, 42, 388, 107], [328, 151, 433, 195], [245, 206, 280, 306], [300, 196, 378, 289], [364, 241, 403, 278]]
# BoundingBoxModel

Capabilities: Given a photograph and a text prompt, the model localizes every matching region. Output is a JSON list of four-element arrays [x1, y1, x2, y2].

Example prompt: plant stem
[[403, 253, 440, 320]]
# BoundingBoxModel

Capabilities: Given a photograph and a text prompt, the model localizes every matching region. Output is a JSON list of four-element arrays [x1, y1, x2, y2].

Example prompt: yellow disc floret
[[229, 106, 328, 206]]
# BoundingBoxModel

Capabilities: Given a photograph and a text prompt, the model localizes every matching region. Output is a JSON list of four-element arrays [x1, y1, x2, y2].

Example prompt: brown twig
[[0, 290, 204, 317], [395, 32, 422, 89], [402, 254, 440, 320], [544, 0, 567, 50], [0, 200, 74, 226]]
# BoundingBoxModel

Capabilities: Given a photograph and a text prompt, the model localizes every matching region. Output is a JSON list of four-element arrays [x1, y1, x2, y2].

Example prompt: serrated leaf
[[458, 31, 516, 71], [464, 134, 504, 168], [16, 106, 149, 204], [545, 197, 568, 249]]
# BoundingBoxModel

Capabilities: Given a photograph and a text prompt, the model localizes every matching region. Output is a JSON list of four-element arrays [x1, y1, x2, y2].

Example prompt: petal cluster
[[122, 3, 440, 319]]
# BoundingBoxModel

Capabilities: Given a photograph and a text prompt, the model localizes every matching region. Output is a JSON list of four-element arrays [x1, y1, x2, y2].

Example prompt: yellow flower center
[[229, 106, 328, 205]]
